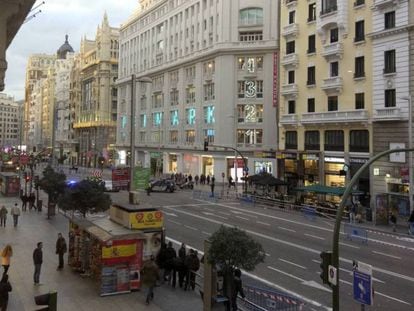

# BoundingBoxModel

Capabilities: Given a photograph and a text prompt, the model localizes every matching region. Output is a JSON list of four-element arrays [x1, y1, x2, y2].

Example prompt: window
[[285, 131, 297, 150], [237, 104, 263, 123], [330, 62, 339, 77], [324, 130, 344, 151], [170, 89, 179, 106], [237, 56, 263, 73], [239, 31, 263, 41], [204, 129, 215, 143], [307, 66, 316, 85], [237, 129, 263, 145], [308, 35, 316, 53], [140, 114, 147, 128], [385, 89, 396, 107], [185, 130, 195, 144], [384, 11, 395, 29], [355, 20, 365, 42], [186, 108, 196, 125], [308, 98, 315, 112], [186, 86, 196, 104], [305, 131, 319, 150], [203, 106, 215, 124], [152, 93, 164, 108], [328, 96, 338, 111], [308, 3, 316, 22], [239, 8, 263, 26], [286, 41, 295, 54], [354, 0, 364, 6], [204, 82, 215, 100], [170, 110, 179, 126], [354, 56, 365, 78], [330, 28, 338, 43], [288, 71, 295, 84], [152, 112, 164, 126], [350, 130, 369, 152], [321, 0, 337, 15], [170, 130, 178, 144], [355, 93, 365, 109], [288, 100, 296, 114], [384, 50, 396, 74], [238, 80, 263, 98], [288, 11, 296, 24]]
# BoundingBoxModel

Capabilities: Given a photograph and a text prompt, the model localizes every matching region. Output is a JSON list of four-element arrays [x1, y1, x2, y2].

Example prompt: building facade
[[117, 0, 279, 179], [73, 14, 119, 167], [0, 93, 21, 147], [278, 0, 373, 198], [370, 0, 414, 220]]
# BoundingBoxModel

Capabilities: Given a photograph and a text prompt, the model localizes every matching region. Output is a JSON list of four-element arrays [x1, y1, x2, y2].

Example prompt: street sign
[[328, 265, 337, 286], [353, 261, 373, 306]]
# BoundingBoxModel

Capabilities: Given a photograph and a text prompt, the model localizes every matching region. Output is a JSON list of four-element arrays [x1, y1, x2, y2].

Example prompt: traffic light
[[319, 250, 332, 284], [204, 139, 209, 151]]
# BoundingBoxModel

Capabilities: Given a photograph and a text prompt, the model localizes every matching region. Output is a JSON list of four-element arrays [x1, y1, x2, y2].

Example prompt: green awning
[[295, 184, 345, 196]]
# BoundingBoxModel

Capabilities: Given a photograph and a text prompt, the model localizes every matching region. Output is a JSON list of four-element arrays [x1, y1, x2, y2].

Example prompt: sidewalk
[[0, 194, 202, 311]]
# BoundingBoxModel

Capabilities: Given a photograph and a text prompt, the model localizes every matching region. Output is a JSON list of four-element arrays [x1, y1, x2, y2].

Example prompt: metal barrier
[[301, 206, 316, 221], [239, 284, 305, 311], [240, 195, 256, 207], [343, 223, 368, 244], [192, 190, 218, 203]]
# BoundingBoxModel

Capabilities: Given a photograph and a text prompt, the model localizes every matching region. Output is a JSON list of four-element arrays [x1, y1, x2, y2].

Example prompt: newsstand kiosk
[[67, 203, 164, 296]]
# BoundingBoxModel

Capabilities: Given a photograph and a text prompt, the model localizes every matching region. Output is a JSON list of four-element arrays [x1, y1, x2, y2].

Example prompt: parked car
[[148, 179, 176, 193], [103, 180, 119, 192]]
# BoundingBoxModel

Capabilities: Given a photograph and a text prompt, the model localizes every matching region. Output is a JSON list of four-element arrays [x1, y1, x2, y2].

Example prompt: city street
[[123, 185, 414, 311]]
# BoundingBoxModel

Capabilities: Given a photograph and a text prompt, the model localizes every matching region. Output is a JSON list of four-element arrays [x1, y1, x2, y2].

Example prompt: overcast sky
[[4, 0, 139, 101]]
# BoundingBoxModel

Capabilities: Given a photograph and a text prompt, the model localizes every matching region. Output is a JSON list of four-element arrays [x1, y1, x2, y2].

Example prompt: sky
[[4, 0, 139, 101]]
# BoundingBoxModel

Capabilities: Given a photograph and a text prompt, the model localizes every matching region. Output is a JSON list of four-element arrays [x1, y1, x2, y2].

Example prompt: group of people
[[20, 192, 36, 212], [171, 173, 215, 186], [0, 233, 67, 310], [0, 203, 22, 228]]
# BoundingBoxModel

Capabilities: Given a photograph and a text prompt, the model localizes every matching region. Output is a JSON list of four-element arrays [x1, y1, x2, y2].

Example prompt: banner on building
[[133, 167, 151, 190], [273, 51, 279, 107]]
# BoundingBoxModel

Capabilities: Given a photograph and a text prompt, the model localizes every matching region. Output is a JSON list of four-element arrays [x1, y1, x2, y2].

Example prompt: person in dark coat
[[184, 249, 200, 290], [210, 176, 215, 197], [206, 175, 210, 185], [178, 243, 186, 260], [0, 274, 12, 311], [33, 242, 43, 285], [164, 242, 177, 284], [55, 233, 67, 270], [230, 269, 245, 311], [21, 195, 28, 212], [141, 255, 159, 305], [28, 193, 36, 211]]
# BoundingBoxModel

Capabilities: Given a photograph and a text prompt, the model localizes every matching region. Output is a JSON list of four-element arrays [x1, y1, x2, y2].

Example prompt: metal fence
[[238, 284, 305, 311]]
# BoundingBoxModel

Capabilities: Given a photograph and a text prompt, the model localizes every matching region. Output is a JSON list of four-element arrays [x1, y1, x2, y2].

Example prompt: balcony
[[280, 114, 298, 125], [281, 84, 298, 97], [321, 77, 343, 93], [301, 110, 369, 124], [282, 23, 299, 37], [372, 0, 401, 10], [281, 53, 299, 67], [373, 107, 402, 121], [321, 42, 343, 59], [285, 0, 297, 7]]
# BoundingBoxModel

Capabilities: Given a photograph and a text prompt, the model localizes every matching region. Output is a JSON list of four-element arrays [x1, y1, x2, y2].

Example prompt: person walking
[[0, 206, 7, 227], [164, 242, 177, 285], [188, 250, 200, 291], [141, 255, 159, 305], [21, 194, 28, 212], [29, 193, 36, 211], [390, 209, 398, 232], [230, 269, 245, 311], [55, 233, 67, 270], [1, 245, 12, 275], [210, 176, 215, 197], [408, 209, 414, 235], [349, 203, 356, 224], [33, 242, 43, 285], [0, 274, 12, 311], [10, 204, 20, 227]]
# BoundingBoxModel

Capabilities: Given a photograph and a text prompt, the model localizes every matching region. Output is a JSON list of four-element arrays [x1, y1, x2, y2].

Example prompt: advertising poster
[[101, 266, 117, 296], [112, 168, 130, 190], [116, 266, 130, 292], [375, 194, 388, 225], [129, 210, 164, 230], [142, 231, 162, 261], [129, 239, 143, 290], [133, 167, 151, 190]]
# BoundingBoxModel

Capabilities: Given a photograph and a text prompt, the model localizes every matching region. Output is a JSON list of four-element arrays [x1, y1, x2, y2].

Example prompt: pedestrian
[[206, 175, 210, 185], [21, 194, 28, 212], [29, 193, 36, 211], [33, 242, 43, 285], [0, 274, 12, 311], [408, 209, 414, 235], [141, 255, 159, 305], [164, 241, 177, 285], [156, 243, 167, 283], [1, 245, 12, 275], [0, 206, 7, 227], [178, 243, 186, 260], [390, 209, 398, 232], [146, 182, 151, 196], [230, 269, 245, 311], [188, 250, 200, 290], [55, 233, 67, 270], [228, 176, 233, 189], [349, 203, 356, 224], [10, 204, 20, 227], [210, 176, 215, 197], [194, 175, 199, 185]]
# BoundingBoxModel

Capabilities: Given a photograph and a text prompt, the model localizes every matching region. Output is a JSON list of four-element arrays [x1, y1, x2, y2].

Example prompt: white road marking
[[218, 211, 231, 216], [278, 226, 296, 232], [167, 220, 181, 225], [279, 258, 307, 269], [202, 211, 228, 219], [184, 225, 198, 231], [257, 221, 271, 226], [203, 208, 215, 212], [164, 212, 177, 217], [267, 266, 304, 282], [236, 216, 250, 221], [376, 292, 412, 306], [265, 253, 271, 257], [372, 251, 401, 260], [339, 267, 385, 284], [164, 206, 414, 283], [202, 231, 211, 236], [339, 279, 352, 286], [164, 203, 210, 208], [305, 233, 325, 241], [339, 242, 360, 249], [396, 237, 414, 243]]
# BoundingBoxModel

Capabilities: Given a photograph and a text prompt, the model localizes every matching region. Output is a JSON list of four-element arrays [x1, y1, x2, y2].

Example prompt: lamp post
[[400, 95, 413, 214], [129, 75, 152, 197]]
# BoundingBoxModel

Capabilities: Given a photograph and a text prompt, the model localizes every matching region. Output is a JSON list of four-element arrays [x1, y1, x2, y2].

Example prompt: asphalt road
[[139, 187, 414, 311]]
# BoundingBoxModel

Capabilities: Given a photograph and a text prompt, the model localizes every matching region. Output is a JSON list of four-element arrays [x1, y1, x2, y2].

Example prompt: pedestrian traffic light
[[204, 139, 208, 151], [319, 250, 332, 285]]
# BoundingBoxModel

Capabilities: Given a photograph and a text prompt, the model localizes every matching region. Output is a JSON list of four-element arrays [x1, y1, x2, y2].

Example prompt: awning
[[295, 184, 345, 196]]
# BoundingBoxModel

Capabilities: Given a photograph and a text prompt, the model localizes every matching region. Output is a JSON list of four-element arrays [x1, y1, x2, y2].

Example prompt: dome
[[57, 35, 74, 59]]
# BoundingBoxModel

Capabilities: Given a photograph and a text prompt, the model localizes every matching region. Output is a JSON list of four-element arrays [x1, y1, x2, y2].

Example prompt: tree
[[207, 225, 265, 308], [37, 165, 67, 206], [58, 179, 112, 217]]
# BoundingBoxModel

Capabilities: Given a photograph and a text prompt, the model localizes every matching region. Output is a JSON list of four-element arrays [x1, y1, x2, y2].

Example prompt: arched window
[[239, 8, 263, 26]]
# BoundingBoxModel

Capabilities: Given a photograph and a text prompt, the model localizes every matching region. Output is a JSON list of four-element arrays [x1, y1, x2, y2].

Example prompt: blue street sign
[[353, 270, 372, 305]]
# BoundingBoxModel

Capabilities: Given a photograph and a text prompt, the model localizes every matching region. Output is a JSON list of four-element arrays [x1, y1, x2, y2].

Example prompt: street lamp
[[130, 75, 152, 198], [400, 95, 413, 214]]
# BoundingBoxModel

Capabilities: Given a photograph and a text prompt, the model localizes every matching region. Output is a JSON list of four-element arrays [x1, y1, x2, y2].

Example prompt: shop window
[[285, 131, 297, 149], [349, 130, 369, 152], [305, 131, 320, 150], [324, 130, 344, 151]]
